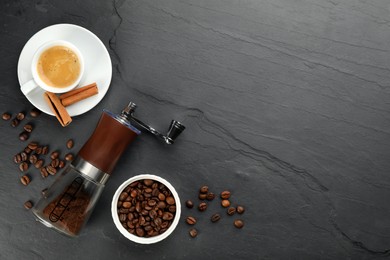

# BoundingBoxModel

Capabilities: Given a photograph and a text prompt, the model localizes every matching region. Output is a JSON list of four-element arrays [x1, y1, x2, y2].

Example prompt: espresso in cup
[[37, 45, 81, 88]]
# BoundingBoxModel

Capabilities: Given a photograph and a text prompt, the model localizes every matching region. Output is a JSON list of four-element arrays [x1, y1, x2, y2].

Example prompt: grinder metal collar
[[118, 102, 185, 144]]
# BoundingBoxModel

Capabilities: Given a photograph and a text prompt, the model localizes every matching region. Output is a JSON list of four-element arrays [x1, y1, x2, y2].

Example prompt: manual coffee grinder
[[31, 102, 185, 236]]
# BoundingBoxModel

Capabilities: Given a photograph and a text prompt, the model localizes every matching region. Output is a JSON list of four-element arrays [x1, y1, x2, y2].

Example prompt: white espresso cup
[[21, 40, 84, 95]]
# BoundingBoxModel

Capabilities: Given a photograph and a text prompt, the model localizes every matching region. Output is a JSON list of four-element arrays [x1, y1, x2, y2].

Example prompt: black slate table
[[1, 0, 389, 259]]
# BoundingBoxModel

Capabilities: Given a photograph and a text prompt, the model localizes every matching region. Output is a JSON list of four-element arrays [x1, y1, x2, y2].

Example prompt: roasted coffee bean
[[20, 175, 30, 186], [119, 214, 127, 222], [227, 207, 236, 216], [148, 199, 157, 207], [130, 190, 137, 198], [186, 200, 194, 208], [168, 205, 176, 213], [211, 213, 221, 223], [19, 131, 29, 141], [24, 200, 33, 209], [40, 167, 48, 178], [157, 201, 166, 209], [29, 154, 38, 164], [221, 200, 230, 208], [200, 185, 209, 194], [23, 124, 33, 133], [51, 158, 60, 168], [16, 112, 25, 121], [198, 193, 207, 200], [119, 192, 129, 201], [20, 152, 28, 162], [158, 193, 165, 201], [198, 202, 207, 211], [19, 162, 28, 172], [50, 151, 59, 159], [28, 142, 38, 150], [24, 147, 32, 154], [34, 159, 44, 169], [14, 154, 22, 163], [66, 139, 74, 149], [206, 192, 215, 201], [189, 228, 198, 238], [41, 146, 49, 155], [237, 205, 245, 214], [119, 208, 130, 214], [166, 196, 175, 205], [186, 216, 197, 225], [11, 118, 20, 127], [35, 147, 42, 155], [46, 165, 57, 175], [143, 179, 153, 186], [122, 202, 132, 208], [2, 112, 11, 121], [162, 212, 174, 221], [234, 219, 244, 229], [30, 108, 41, 117], [136, 228, 145, 237], [58, 160, 65, 168], [65, 153, 74, 161], [220, 191, 231, 199]]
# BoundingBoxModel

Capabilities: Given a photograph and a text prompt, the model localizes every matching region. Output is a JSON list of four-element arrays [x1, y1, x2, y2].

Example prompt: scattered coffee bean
[[189, 228, 198, 238], [58, 160, 65, 168], [19, 131, 29, 141], [30, 108, 41, 117], [24, 200, 33, 209], [29, 154, 38, 164], [50, 151, 59, 160], [24, 147, 32, 154], [46, 165, 57, 175], [23, 124, 33, 133], [28, 142, 38, 150], [51, 158, 60, 168], [221, 200, 230, 208], [20, 175, 30, 186], [186, 216, 197, 225], [186, 200, 194, 209], [2, 112, 11, 121], [16, 112, 25, 121], [198, 202, 207, 211], [20, 152, 28, 162], [198, 193, 207, 200], [234, 219, 244, 229], [211, 213, 221, 223], [13, 154, 22, 163], [206, 192, 215, 201], [236, 205, 245, 214], [34, 159, 44, 169], [41, 146, 49, 155], [200, 185, 209, 194], [11, 118, 20, 127], [40, 167, 49, 178], [227, 207, 236, 216], [19, 162, 28, 172], [65, 153, 74, 161], [35, 147, 42, 155], [66, 139, 74, 149], [220, 191, 231, 199]]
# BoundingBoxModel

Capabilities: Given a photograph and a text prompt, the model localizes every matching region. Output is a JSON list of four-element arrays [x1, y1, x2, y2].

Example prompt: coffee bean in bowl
[[111, 174, 181, 244]]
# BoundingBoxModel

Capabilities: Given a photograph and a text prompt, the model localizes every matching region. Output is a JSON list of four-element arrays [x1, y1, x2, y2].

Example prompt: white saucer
[[17, 24, 112, 116]]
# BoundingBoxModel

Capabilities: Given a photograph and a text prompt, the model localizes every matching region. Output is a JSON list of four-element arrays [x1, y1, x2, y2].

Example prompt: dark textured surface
[[1, 0, 390, 259]]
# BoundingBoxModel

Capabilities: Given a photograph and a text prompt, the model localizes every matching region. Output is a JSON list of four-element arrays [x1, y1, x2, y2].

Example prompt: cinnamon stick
[[59, 83, 98, 107], [44, 92, 72, 127]]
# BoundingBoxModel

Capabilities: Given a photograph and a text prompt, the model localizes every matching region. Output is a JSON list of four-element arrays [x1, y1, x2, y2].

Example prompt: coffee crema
[[37, 45, 81, 88]]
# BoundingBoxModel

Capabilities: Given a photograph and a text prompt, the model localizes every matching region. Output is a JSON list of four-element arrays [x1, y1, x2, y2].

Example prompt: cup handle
[[21, 80, 39, 96]]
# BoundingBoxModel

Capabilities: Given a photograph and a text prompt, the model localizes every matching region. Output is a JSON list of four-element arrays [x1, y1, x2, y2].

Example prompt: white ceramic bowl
[[111, 174, 181, 244]]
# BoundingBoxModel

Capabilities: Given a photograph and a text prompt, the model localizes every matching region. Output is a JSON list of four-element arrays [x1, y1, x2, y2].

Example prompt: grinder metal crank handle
[[119, 102, 185, 144]]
